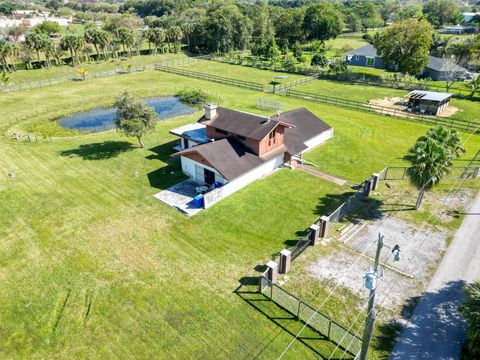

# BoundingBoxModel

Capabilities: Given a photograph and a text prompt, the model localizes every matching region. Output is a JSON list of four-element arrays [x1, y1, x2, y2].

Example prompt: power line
[[328, 149, 480, 359], [276, 127, 480, 359]]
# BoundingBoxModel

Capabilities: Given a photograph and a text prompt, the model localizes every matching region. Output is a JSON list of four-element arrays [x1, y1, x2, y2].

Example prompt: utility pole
[[359, 233, 384, 360]]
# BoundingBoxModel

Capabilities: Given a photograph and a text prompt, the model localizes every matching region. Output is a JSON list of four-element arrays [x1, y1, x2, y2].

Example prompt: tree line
[[0, 0, 478, 74]]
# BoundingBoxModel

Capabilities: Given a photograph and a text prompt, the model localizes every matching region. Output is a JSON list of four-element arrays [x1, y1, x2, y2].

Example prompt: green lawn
[[178, 59, 306, 85], [1, 67, 480, 359], [294, 78, 480, 123], [5, 53, 186, 84]]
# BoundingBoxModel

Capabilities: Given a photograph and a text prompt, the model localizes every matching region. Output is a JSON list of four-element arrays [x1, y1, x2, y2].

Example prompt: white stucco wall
[[180, 156, 226, 184], [303, 128, 334, 153], [203, 154, 284, 208]]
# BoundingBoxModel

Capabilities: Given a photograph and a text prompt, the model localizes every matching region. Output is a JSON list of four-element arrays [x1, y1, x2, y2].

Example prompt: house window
[[366, 57, 375, 66], [354, 55, 359, 61], [268, 129, 276, 146]]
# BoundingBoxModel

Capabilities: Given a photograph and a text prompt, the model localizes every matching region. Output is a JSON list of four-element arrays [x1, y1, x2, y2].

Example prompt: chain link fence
[[259, 275, 362, 356]]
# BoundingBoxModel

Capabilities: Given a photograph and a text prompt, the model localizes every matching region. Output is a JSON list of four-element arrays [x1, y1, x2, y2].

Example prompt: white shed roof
[[169, 122, 209, 143], [407, 90, 452, 102]]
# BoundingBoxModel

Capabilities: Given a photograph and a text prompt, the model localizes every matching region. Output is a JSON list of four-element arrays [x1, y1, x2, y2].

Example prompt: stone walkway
[[293, 164, 348, 186]]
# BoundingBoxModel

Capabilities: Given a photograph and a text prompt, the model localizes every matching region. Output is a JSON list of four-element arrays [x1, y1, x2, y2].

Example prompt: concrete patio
[[153, 179, 204, 216]]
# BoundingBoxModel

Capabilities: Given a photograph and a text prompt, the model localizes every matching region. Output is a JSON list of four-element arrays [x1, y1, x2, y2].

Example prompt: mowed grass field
[[4, 53, 187, 84], [178, 59, 306, 85], [1, 64, 480, 359], [294, 78, 480, 122]]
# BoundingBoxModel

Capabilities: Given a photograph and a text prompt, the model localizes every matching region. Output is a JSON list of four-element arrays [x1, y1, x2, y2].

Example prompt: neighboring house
[[346, 45, 467, 80], [442, 25, 475, 34], [463, 12, 479, 23], [345, 44, 385, 69], [169, 105, 333, 208], [407, 90, 452, 115], [422, 56, 467, 81]]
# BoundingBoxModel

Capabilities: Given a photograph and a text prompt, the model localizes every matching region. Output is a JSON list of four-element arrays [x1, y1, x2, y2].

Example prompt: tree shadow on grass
[[314, 192, 385, 224], [60, 141, 135, 160], [146, 140, 187, 190]]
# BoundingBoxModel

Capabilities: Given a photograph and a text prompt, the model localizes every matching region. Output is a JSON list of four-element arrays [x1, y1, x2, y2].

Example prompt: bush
[[176, 88, 211, 104]]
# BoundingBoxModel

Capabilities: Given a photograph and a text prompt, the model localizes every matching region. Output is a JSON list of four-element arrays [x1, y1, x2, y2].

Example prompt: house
[[407, 90, 452, 115], [463, 12, 479, 23], [442, 25, 475, 35], [345, 44, 386, 69], [346, 45, 467, 80], [422, 56, 466, 81], [169, 105, 333, 208]]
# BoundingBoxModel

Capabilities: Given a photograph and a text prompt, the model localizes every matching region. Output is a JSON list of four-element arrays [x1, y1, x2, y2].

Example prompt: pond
[[58, 96, 196, 132]]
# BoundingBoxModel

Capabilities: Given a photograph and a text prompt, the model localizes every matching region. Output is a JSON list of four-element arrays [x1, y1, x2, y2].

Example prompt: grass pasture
[[1, 62, 480, 359], [178, 59, 306, 86], [294, 78, 480, 123]]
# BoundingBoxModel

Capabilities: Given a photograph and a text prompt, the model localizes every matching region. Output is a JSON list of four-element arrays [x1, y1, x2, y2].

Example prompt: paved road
[[390, 192, 480, 360]]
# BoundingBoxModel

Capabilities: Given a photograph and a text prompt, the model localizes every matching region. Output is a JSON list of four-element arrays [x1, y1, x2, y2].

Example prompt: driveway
[[390, 191, 480, 359]]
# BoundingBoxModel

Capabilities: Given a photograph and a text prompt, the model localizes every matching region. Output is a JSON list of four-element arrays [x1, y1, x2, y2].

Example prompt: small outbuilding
[[406, 90, 452, 116]]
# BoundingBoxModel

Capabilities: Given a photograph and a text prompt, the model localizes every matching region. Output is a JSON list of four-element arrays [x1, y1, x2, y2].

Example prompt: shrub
[[176, 88, 211, 104]]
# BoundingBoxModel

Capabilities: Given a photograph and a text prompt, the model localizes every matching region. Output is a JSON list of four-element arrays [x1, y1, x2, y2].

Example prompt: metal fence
[[286, 89, 480, 134], [380, 165, 480, 181], [290, 236, 310, 261], [328, 191, 366, 223], [273, 74, 320, 93], [259, 275, 362, 356], [154, 63, 265, 92]]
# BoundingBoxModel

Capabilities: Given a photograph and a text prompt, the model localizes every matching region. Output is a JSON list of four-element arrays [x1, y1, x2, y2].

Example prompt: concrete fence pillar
[[319, 216, 330, 238], [309, 224, 320, 246], [371, 173, 380, 191], [266, 260, 278, 283], [279, 250, 292, 274]]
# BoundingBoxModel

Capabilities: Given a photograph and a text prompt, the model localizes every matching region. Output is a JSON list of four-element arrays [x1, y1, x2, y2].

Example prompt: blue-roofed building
[[345, 45, 467, 80], [407, 90, 452, 115]]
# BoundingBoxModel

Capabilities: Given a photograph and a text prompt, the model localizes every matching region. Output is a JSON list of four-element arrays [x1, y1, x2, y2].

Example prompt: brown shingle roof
[[199, 107, 291, 141], [277, 108, 332, 154], [171, 137, 264, 180]]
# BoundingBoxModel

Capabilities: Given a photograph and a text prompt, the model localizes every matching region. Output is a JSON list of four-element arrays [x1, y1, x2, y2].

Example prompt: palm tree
[[25, 33, 50, 66], [461, 282, 480, 359], [0, 39, 14, 72], [167, 26, 183, 53], [84, 28, 111, 61], [77, 68, 89, 80], [430, 34, 450, 58], [448, 39, 473, 67], [60, 35, 85, 66], [114, 27, 135, 57], [144, 28, 155, 54], [406, 126, 465, 209]]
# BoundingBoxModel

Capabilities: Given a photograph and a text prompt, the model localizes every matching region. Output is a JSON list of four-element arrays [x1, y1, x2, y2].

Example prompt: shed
[[406, 90, 452, 116]]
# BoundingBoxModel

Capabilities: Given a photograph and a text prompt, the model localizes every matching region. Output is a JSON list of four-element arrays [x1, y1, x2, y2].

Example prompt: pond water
[[58, 96, 196, 132]]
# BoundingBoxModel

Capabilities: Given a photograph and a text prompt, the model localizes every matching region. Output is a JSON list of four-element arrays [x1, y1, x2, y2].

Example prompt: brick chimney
[[204, 104, 217, 120]]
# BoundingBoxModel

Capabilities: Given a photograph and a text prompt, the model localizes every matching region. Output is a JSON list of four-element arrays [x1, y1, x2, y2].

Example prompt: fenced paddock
[[169, 58, 307, 86], [259, 275, 362, 356], [155, 63, 265, 92], [286, 89, 480, 134], [0, 65, 156, 95]]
